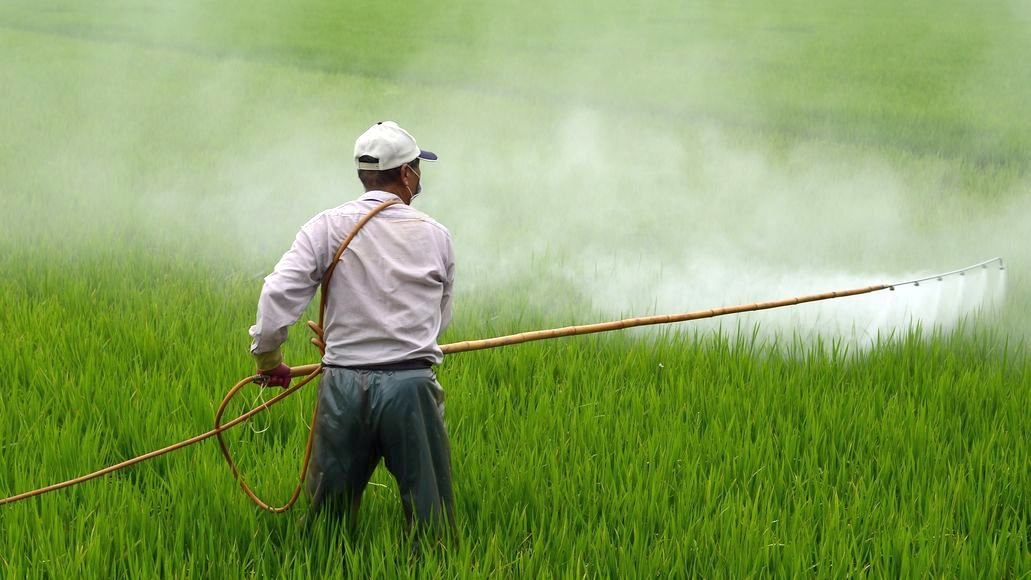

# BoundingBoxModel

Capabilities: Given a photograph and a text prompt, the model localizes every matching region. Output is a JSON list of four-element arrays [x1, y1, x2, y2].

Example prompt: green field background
[[1, 1, 1029, 577]]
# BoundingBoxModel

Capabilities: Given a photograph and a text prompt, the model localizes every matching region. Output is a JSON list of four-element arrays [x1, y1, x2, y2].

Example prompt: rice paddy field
[[1, 0, 1030, 577]]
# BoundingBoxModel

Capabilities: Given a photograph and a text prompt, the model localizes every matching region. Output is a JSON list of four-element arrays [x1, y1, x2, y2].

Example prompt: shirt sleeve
[[439, 234, 456, 336], [249, 226, 323, 367]]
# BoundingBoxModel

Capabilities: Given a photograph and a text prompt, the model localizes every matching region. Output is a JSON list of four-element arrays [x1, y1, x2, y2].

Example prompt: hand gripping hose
[[0, 248, 1004, 508]]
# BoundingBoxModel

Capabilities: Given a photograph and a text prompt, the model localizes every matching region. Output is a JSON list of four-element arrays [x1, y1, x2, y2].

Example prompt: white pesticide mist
[[2, 1, 1026, 349], [408, 2, 1028, 346], [422, 110, 1022, 346]]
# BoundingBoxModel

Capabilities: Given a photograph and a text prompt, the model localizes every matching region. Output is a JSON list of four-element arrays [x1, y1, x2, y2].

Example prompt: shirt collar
[[360, 190, 404, 204]]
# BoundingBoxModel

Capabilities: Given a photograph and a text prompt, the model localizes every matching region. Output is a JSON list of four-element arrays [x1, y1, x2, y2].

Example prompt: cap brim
[[418, 149, 438, 162]]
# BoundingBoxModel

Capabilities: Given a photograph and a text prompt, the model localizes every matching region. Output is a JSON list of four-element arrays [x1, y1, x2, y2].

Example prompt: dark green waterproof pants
[[306, 367, 455, 532]]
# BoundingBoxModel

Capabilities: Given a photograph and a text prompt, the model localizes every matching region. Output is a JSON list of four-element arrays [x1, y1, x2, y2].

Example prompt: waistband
[[324, 359, 434, 372]]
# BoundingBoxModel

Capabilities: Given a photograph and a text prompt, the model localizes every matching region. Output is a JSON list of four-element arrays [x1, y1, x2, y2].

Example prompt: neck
[[367, 186, 411, 205]]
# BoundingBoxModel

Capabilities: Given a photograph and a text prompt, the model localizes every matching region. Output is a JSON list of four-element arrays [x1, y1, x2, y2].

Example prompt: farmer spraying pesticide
[[249, 121, 456, 536], [0, 117, 1005, 548]]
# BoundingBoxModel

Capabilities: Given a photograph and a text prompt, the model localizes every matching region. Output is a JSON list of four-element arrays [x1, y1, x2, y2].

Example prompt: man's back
[[315, 191, 454, 366], [249, 190, 454, 368]]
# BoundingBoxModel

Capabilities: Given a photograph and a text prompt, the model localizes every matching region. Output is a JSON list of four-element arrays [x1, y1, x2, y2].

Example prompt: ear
[[398, 166, 414, 193]]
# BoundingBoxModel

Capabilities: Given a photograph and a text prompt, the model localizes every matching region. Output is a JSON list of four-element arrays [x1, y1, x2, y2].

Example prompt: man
[[248, 121, 456, 535]]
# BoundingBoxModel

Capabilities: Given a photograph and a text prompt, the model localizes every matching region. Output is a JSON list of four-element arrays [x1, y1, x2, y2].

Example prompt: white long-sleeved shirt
[[249, 191, 454, 367]]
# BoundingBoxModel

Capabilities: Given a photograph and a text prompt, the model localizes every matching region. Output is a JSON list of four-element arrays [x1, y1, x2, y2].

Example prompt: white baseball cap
[[353, 121, 438, 170]]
